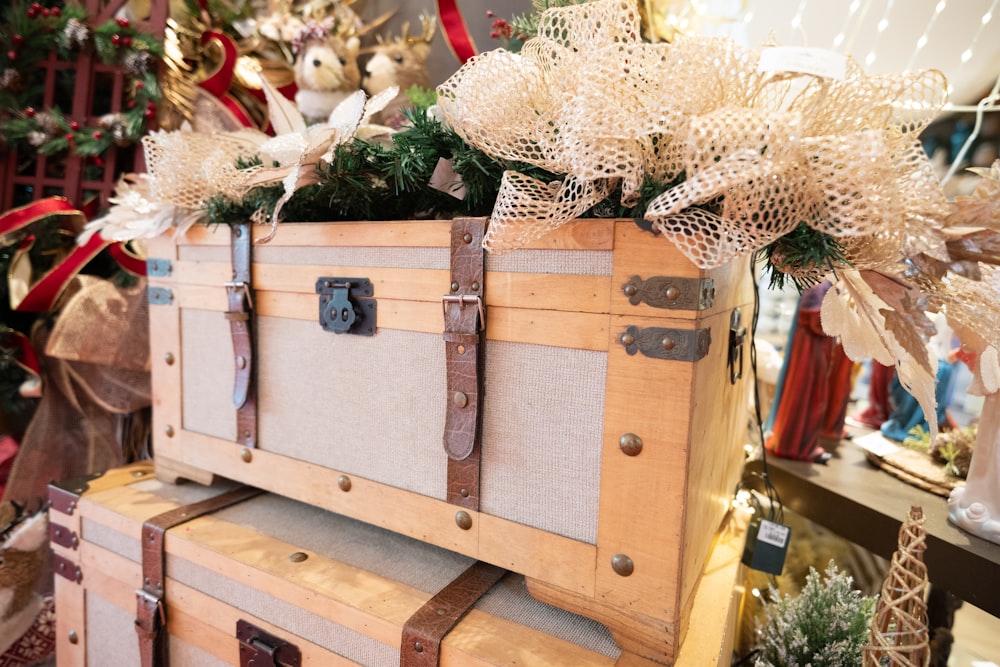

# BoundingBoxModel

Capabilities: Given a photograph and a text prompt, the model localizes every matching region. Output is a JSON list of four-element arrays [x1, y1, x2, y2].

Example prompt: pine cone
[[123, 50, 155, 77], [63, 18, 91, 49]]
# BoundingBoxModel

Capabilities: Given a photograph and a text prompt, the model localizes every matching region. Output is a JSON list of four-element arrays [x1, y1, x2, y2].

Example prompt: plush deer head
[[363, 15, 437, 125], [292, 19, 362, 122]]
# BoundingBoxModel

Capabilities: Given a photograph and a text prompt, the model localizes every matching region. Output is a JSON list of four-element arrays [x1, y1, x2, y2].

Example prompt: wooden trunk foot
[[154, 456, 216, 486], [525, 577, 678, 665]]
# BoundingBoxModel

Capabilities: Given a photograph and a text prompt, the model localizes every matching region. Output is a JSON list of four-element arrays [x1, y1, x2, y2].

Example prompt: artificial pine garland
[[0, 1, 163, 158]]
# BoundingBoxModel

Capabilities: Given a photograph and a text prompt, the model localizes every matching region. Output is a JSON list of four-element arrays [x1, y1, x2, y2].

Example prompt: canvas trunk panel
[[143, 217, 753, 662]]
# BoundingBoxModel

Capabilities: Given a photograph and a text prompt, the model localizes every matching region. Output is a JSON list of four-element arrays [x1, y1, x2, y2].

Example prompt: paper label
[[429, 158, 467, 200], [757, 519, 791, 548], [758, 46, 848, 81], [857, 432, 900, 458]]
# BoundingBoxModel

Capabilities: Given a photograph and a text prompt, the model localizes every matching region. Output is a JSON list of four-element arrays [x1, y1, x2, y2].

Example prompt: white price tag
[[758, 46, 848, 81], [857, 432, 900, 458], [757, 519, 791, 548]]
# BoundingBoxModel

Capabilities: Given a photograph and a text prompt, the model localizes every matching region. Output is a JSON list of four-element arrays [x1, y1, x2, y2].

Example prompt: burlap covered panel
[[257, 320, 448, 499], [85, 592, 228, 667], [180, 308, 237, 442], [485, 248, 613, 276], [481, 342, 606, 544], [253, 245, 451, 269]]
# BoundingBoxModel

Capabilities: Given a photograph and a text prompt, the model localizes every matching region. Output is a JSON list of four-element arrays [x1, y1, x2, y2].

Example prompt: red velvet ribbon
[[198, 31, 256, 128], [437, 0, 478, 63], [0, 197, 80, 236], [2, 328, 40, 377], [108, 242, 148, 276], [11, 233, 110, 313]]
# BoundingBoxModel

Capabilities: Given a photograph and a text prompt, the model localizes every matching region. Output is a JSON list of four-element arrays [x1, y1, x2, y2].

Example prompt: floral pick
[[243, 77, 398, 243]]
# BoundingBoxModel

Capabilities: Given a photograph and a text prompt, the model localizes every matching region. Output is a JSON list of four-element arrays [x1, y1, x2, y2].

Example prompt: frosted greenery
[[754, 561, 877, 667]]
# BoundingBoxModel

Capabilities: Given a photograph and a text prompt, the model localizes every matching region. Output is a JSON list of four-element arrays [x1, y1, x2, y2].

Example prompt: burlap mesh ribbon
[[437, 0, 950, 269], [2, 276, 150, 506]]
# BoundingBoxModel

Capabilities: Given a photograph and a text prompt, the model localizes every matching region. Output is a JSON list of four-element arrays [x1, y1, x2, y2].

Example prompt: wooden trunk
[[50, 462, 746, 666], [143, 218, 753, 662]]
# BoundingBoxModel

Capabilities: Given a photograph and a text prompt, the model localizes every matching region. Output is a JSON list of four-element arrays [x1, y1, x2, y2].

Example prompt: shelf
[[747, 440, 1000, 616]]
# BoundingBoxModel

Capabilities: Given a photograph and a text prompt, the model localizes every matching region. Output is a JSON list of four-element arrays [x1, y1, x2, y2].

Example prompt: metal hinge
[[237, 620, 301, 667], [146, 258, 172, 277], [619, 326, 711, 362], [148, 286, 174, 306], [54, 553, 82, 583], [50, 522, 79, 550], [48, 473, 102, 516], [622, 275, 715, 310], [728, 308, 746, 384]]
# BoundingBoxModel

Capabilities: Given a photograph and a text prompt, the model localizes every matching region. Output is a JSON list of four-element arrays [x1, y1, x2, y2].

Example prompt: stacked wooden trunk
[[53, 217, 754, 665]]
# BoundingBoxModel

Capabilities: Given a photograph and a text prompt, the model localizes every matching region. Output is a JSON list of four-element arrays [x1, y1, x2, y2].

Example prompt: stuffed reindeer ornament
[[292, 19, 362, 123], [363, 16, 436, 127], [0, 502, 55, 667]]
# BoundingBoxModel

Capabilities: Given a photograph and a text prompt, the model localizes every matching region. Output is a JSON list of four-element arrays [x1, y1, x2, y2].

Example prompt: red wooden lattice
[[0, 0, 167, 213]]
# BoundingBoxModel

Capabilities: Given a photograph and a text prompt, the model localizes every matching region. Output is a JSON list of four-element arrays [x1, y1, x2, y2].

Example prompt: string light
[[956, 0, 999, 66], [790, 0, 808, 32], [865, 0, 896, 67], [906, 0, 946, 71]]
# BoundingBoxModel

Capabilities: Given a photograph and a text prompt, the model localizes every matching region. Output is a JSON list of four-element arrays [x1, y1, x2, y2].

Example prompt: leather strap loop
[[442, 219, 486, 509], [400, 561, 506, 667], [135, 485, 262, 667], [227, 222, 257, 449]]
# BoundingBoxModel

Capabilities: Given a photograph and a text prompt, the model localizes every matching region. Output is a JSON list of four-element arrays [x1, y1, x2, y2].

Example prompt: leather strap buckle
[[441, 294, 484, 330]]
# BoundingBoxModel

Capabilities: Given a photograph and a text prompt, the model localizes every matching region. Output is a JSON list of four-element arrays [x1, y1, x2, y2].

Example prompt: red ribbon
[[12, 233, 111, 313], [1, 329, 40, 378], [437, 0, 478, 63], [108, 242, 148, 276], [0, 197, 80, 237], [198, 31, 256, 128]]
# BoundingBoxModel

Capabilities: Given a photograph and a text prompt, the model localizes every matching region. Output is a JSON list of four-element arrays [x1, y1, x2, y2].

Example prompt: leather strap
[[227, 222, 257, 449], [400, 561, 506, 667], [442, 218, 486, 509], [135, 485, 262, 667]]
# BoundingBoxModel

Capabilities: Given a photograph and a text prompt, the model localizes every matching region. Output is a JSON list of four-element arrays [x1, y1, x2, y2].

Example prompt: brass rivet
[[665, 286, 680, 301], [453, 391, 468, 408], [471, 281, 480, 291], [71, 535, 79, 548], [661, 336, 675, 351], [236, 355, 247, 369], [457, 344, 466, 354], [619, 433, 643, 456], [462, 232, 473, 244], [611, 554, 634, 577], [455, 511, 473, 530], [621, 333, 635, 346], [233, 226, 242, 237], [338, 475, 352, 492], [450, 281, 460, 292], [623, 284, 638, 297], [68, 630, 79, 645], [164, 352, 175, 365], [131, 470, 146, 478], [240, 448, 252, 463], [164, 425, 174, 437], [460, 488, 469, 498], [289, 552, 309, 563], [414, 642, 424, 653]]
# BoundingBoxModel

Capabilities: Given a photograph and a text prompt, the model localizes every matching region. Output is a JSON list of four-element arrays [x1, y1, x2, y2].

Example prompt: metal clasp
[[728, 308, 746, 384], [315, 277, 376, 336], [441, 295, 485, 330]]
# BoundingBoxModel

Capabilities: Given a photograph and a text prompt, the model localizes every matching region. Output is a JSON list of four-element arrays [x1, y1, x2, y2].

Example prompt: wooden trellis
[[0, 0, 166, 213]]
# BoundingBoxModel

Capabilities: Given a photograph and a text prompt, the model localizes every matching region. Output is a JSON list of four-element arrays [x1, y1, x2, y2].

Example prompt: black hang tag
[[741, 517, 791, 575]]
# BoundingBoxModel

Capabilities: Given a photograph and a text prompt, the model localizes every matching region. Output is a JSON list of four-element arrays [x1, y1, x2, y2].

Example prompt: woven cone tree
[[863, 506, 930, 666]]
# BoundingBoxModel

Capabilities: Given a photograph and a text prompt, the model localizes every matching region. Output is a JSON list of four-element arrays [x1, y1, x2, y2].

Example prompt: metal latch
[[315, 277, 376, 336], [237, 620, 301, 667], [728, 308, 746, 384]]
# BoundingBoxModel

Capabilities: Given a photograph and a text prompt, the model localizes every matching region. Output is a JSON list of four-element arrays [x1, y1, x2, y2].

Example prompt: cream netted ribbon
[[437, 0, 950, 268], [862, 506, 930, 666]]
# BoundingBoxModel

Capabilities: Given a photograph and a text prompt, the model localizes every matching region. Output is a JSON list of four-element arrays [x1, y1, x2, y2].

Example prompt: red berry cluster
[[26, 3, 61, 19], [485, 11, 513, 40], [111, 16, 133, 48]]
